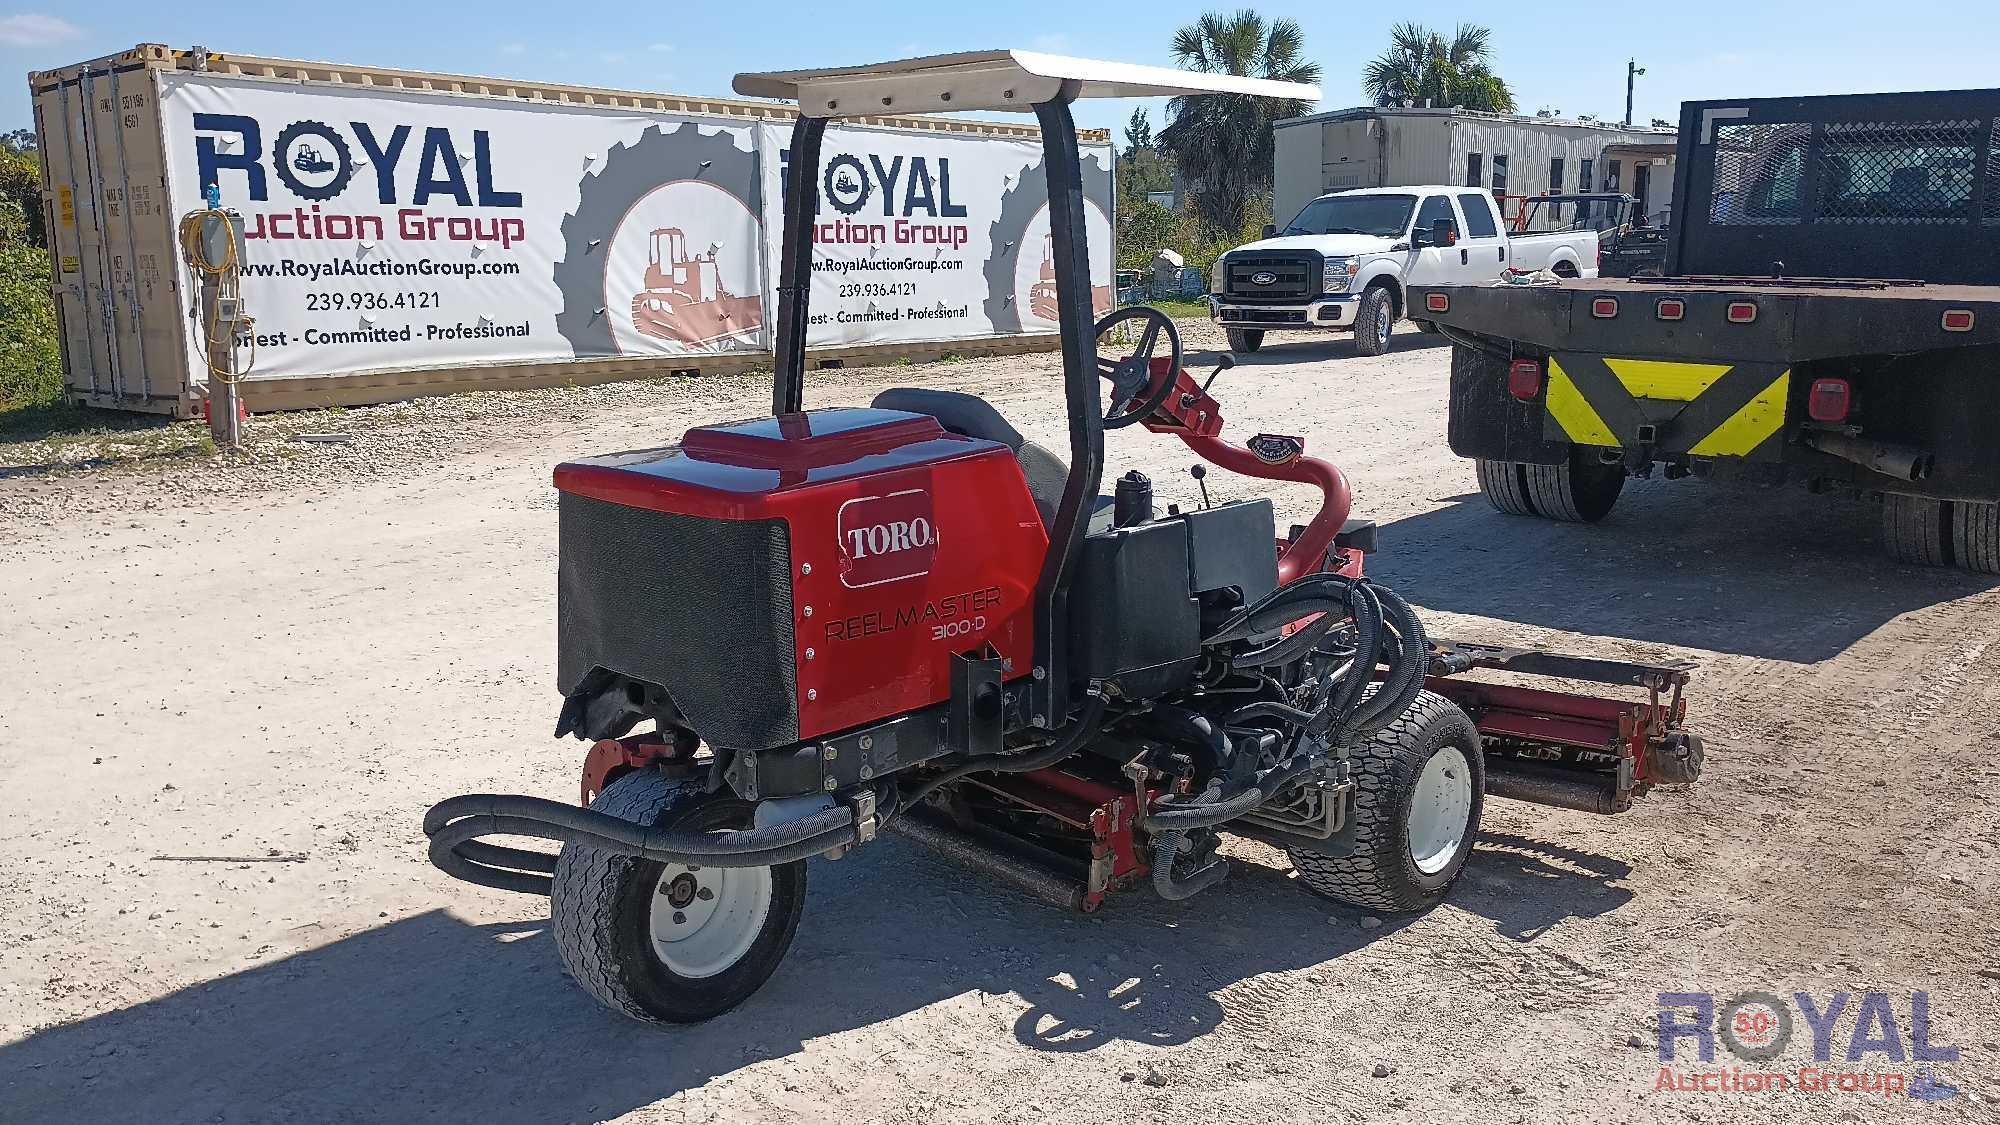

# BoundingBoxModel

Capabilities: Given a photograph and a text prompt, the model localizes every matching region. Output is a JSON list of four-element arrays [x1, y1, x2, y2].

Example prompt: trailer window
[[1580, 158, 1595, 198], [1817, 120, 1977, 224], [1466, 152, 1483, 188], [1457, 193, 1499, 238], [1710, 122, 1809, 225], [1492, 154, 1509, 196], [1548, 157, 1565, 221], [1606, 159, 1622, 191]]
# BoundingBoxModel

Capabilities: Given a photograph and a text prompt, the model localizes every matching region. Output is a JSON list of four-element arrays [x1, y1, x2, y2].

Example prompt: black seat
[[871, 388, 1110, 532]]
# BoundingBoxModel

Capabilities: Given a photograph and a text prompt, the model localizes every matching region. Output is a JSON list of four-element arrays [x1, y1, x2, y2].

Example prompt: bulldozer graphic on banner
[[630, 227, 764, 347], [1029, 232, 1113, 322]]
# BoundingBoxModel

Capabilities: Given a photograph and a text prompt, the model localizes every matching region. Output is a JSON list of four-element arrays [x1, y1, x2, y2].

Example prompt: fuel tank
[[553, 407, 1047, 746]]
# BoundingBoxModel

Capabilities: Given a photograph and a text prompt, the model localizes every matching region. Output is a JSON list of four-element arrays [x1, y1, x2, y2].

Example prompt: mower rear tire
[[1226, 328, 1264, 353], [1288, 690, 1483, 914], [551, 770, 806, 1024]]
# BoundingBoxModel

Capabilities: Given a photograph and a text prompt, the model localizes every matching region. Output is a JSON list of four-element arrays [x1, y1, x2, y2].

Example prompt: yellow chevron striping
[[1689, 371, 1791, 457], [1546, 359, 1620, 447], [1603, 358, 1735, 402]]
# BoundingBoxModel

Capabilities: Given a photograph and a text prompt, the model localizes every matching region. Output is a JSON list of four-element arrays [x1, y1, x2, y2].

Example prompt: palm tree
[[1363, 22, 1515, 114], [1158, 10, 1320, 236]]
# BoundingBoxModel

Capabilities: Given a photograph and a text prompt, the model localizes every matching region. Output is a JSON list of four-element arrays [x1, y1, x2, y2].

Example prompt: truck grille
[[1223, 253, 1320, 303]]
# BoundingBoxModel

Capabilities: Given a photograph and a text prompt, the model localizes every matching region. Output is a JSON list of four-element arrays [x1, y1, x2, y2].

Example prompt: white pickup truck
[[1209, 186, 1599, 355]]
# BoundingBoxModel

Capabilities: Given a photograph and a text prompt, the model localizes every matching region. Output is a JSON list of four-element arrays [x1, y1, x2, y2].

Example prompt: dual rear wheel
[[1476, 453, 1626, 523], [1883, 493, 2000, 573]]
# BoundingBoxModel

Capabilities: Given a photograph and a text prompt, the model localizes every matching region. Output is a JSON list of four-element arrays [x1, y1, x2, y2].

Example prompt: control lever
[[1201, 353, 1235, 394], [1190, 463, 1212, 509]]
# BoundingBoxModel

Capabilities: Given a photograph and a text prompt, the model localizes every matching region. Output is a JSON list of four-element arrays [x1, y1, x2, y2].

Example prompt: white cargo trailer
[[28, 45, 1114, 416]]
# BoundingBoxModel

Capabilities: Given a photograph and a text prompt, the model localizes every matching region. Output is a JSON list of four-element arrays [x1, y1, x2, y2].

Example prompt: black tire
[[1953, 500, 2000, 574], [1415, 319, 1441, 334], [1523, 453, 1624, 523], [1477, 452, 1623, 522], [551, 771, 806, 1024], [1288, 691, 1484, 914], [1353, 285, 1395, 356], [1475, 458, 1537, 516], [1226, 327, 1264, 353], [1882, 493, 1949, 567]]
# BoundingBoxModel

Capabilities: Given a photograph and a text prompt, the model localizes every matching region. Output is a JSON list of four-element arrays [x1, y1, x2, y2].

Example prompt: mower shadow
[[1368, 479, 2000, 662], [0, 832, 1626, 1122]]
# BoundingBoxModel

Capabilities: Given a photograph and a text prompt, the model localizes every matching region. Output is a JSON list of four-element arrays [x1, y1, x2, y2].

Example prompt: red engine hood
[[554, 407, 1004, 520]]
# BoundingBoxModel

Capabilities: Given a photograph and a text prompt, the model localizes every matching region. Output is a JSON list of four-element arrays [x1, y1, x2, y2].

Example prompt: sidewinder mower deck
[[425, 51, 1703, 1024]]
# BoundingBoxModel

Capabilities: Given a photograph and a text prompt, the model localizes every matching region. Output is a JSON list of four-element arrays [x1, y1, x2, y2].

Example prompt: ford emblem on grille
[[1250, 271, 1278, 285]]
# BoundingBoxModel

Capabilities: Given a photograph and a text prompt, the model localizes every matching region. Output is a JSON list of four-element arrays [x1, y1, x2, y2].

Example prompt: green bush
[[0, 240, 61, 411], [1115, 195, 1274, 286], [1, 140, 62, 413]]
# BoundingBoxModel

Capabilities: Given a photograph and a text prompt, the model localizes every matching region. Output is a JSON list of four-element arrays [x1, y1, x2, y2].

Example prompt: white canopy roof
[[734, 50, 1320, 118]]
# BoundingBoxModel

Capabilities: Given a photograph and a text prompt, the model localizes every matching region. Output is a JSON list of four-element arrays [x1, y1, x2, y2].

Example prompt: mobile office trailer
[[1273, 106, 1675, 232], [29, 44, 1114, 417]]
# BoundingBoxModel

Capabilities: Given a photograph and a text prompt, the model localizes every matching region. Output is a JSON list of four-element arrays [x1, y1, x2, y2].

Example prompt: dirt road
[[3, 323, 1997, 1124]]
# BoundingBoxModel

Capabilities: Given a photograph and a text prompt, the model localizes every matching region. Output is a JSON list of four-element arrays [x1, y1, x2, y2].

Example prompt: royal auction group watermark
[[1652, 991, 1962, 1103]]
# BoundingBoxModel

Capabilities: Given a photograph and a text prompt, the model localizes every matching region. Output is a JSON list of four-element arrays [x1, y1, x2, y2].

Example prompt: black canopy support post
[[772, 113, 828, 417], [1028, 85, 1099, 731]]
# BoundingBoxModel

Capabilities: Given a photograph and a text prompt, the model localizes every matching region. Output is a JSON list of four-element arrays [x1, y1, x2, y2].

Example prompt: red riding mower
[[425, 51, 1702, 1024]]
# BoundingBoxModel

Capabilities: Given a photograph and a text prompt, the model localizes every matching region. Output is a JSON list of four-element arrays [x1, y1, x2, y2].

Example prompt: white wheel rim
[[647, 861, 772, 979], [1407, 746, 1474, 875]]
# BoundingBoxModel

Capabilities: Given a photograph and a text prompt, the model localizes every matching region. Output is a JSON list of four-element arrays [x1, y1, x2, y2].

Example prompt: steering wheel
[[1092, 307, 1183, 429]]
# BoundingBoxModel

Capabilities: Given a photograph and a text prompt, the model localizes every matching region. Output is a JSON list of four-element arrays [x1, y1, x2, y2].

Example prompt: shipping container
[[28, 44, 1114, 416]]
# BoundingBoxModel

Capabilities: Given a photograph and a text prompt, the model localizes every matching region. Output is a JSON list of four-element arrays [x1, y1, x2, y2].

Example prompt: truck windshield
[[1283, 194, 1417, 237]]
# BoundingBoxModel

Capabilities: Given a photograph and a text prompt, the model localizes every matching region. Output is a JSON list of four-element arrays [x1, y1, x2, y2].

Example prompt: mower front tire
[[551, 770, 806, 1024], [1288, 691, 1483, 914]]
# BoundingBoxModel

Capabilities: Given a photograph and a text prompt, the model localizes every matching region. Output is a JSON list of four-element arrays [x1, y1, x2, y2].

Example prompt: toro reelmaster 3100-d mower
[[424, 51, 1704, 1024]]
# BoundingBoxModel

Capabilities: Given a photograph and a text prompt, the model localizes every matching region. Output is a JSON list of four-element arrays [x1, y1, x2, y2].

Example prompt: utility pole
[[1624, 58, 1646, 128]]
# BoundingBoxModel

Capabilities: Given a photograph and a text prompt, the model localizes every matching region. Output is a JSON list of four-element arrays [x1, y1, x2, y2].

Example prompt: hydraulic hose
[[1150, 829, 1229, 900], [423, 792, 859, 896], [1343, 581, 1429, 740], [890, 693, 1109, 821]]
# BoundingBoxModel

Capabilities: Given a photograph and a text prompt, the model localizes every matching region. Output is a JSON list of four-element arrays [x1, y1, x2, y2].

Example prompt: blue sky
[[6, 1, 1999, 139]]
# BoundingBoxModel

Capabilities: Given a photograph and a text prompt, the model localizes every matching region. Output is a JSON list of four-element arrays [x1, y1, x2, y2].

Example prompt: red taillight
[[1656, 298, 1685, 321], [1508, 359, 1544, 401], [1591, 297, 1619, 319], [1425, 292, 1450, 313], [1727, 301, 1758, 324], [1807, 377, 1852, 423], [1942, 308, 1975, 332]]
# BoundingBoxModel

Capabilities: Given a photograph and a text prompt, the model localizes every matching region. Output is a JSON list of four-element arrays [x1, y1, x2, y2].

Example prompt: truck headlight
[[1209, 262, 1225, 295], [1322, 256, 1358, 293]]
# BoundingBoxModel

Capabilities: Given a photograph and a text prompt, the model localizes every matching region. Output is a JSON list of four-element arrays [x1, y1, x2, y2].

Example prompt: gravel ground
[[3, 320, 1998, 1124]]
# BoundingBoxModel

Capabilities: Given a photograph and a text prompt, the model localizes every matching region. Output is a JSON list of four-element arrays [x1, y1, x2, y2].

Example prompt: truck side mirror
[[1433, 218, 1459, 247], [1261, 223, 1278, 239], [1410, 225, 1432, 248]]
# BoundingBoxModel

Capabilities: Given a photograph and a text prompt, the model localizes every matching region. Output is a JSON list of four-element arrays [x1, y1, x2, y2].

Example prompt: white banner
[[756, 122, 1114, 347], [159, 73, 766, 379], [158, 73, 1113, 381]]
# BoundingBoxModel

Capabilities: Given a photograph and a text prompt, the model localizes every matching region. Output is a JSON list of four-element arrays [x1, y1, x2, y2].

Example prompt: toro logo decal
[[836, 489, 937, 588]]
